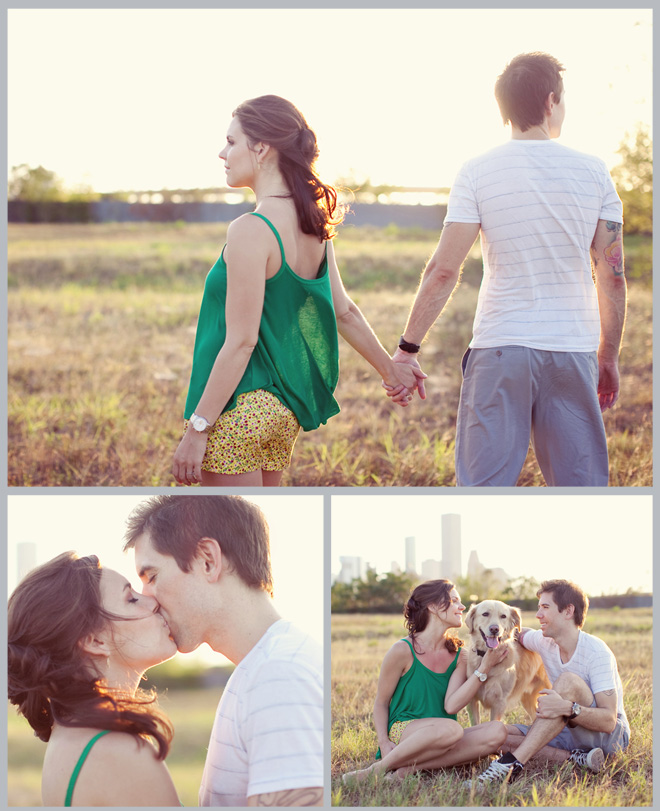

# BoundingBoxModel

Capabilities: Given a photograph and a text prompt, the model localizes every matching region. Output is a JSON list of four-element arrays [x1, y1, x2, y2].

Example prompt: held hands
[[379, 739, 396, 759], [382, 348, 428, 407], [172, 426, 207, 485], [535, 689, 570, 720]]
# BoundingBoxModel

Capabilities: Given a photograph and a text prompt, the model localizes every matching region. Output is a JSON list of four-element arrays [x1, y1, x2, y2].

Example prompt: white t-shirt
[[522, 628, 629, 729], [445, 139, 623, 352], [199, 620, 323, 807]]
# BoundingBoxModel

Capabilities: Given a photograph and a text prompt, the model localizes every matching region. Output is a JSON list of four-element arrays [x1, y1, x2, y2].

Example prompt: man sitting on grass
[[468, 579, 630, 787]]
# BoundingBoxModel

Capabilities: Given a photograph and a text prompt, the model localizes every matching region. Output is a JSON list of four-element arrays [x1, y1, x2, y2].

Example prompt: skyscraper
[[405, 536, 416, 574], [441, 514, 461, 581]]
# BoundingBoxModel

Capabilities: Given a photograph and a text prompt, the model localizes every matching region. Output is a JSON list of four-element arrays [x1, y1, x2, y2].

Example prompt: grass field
[[331, 609, 652, 807], [7, 685, 220, 807], [7, 222, 653, 486]]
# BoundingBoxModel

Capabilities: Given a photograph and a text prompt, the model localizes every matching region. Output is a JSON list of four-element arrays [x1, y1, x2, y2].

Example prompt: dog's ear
[[510, 605, 522, 632], [465, 604, 477, 633]]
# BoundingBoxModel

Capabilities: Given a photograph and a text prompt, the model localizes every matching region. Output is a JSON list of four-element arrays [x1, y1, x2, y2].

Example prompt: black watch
[[567, 702, 581, 720], [398, 335, 421, 354]]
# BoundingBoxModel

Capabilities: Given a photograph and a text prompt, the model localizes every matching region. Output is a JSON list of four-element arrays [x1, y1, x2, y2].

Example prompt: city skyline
[[331, 495, 652, 596]]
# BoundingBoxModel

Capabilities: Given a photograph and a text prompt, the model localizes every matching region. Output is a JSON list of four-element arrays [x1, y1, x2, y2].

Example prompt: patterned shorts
[[185, 389, 300, 475], [388, 720, 414, 745]]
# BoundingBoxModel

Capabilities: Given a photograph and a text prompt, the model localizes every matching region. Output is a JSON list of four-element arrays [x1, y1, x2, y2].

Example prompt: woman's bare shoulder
[[47, 730, 178, 807]]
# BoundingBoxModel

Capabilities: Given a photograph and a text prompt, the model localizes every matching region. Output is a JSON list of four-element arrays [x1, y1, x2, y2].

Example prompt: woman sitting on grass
[[172, 94, 424, 486], [8, 552, 179, 807], [344, 579, 508, 782]]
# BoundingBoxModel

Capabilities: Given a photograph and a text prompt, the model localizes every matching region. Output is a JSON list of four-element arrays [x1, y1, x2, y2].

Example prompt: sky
[[331, 494, 652, 597], [7, 8, 652, 193], [7, 494, 323, 665]]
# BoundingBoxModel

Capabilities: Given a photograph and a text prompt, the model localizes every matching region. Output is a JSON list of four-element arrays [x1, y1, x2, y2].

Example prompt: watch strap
[[398, 335, 421, 354]]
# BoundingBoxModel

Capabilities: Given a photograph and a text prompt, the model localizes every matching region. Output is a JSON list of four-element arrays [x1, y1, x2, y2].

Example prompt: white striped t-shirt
[[445, 139, 623, 351], [199, 620, 323, 807], [522, 628, 629, 729]]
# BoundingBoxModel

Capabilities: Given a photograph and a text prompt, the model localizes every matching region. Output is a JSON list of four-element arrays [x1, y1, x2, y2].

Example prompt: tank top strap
[[400, 637, 417, 659], [64, 730, 111, 806], [250, 212, 286, 264]]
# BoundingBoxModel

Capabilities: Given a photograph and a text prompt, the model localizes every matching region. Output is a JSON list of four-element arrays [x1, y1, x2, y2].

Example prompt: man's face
[[133, 531, 208, 654], [536, 591, 571, 637]]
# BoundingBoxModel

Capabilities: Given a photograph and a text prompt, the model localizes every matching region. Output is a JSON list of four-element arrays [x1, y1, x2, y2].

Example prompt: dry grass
[[331, 609, 652, 806], [8, 223, 652, 486]]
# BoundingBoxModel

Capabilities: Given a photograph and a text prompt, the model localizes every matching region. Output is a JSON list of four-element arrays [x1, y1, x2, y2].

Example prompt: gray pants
[[455, 346, 609, 487]]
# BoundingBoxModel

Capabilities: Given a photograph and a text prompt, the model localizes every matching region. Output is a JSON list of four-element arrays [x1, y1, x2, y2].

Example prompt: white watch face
[[192, 416, 208, 432]]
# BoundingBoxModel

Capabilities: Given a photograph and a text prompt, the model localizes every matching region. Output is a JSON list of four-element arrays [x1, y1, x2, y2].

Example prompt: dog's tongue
[[486, 637, 500, 649]]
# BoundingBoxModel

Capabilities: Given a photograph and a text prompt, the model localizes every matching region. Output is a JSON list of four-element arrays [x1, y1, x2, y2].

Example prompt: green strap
[[64, 730, 111, 806], [249, 212, 286, 263]]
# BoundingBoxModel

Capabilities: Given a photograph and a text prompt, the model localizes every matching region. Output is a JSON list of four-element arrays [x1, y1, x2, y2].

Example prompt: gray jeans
[[455, 346, 609, 487], [513, 716, 630, 755]]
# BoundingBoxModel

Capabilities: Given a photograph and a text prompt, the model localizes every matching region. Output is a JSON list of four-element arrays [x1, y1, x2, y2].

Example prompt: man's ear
[[563, 603, 575, 621], [196, 537, 224, 582], [544, 91, 557, 114]]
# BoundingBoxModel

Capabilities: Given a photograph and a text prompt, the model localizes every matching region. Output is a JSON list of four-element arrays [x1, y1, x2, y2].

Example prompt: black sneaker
[[568, 748, 605, 772], [463, 754, 524, 788]]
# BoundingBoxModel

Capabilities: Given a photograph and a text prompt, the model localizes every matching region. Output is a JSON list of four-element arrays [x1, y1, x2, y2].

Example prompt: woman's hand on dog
[[481, 645, 510, 672]]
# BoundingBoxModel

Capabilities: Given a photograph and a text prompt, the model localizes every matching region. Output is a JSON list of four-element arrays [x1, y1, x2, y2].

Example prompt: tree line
[[8, 125, 653, 235]]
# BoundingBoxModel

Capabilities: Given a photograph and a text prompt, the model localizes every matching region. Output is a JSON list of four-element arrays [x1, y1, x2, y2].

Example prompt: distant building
[[391, 560, 402, 575], [17, 542, 37, 582], [467, 549, 509, 593], [441, 514, 462, 581], [405, 536, 417, 575], [421, 558, 443, 581], [337, 555, 363, 584]]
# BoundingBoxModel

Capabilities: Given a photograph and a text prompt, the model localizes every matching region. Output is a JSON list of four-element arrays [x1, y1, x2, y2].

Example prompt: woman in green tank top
[[172, 95, 426, 486], [343, 579, 509, 783]]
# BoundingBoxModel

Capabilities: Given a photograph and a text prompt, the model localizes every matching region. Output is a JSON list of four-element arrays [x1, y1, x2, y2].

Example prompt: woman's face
[[97, 568, 177, 673], [434, 588, 465, 628], [218, 116, 258, 189]]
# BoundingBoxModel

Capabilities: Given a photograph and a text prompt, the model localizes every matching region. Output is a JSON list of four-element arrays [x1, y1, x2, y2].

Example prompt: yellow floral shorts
[[388, 720, 414, 745], [184, 389, 300, 475]]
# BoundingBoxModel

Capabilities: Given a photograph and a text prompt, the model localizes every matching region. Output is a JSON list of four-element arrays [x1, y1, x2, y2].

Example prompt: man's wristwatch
[[567, 702, 581, 720], [474, 669, 488, 682], [190, 412, 211, 433], [398, 335, 421, 354]]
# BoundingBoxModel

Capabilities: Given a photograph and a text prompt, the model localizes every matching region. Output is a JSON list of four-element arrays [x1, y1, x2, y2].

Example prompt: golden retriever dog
[[465, 599, 550, 725]]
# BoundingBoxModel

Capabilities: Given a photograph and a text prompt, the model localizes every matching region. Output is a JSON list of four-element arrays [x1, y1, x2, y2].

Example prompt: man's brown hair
[[124, 495, 273, 596]]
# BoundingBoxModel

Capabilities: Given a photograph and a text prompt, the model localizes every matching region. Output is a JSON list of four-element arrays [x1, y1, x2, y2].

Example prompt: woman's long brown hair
[[234, 94, 344, 240], [8, 552, 173, 758]]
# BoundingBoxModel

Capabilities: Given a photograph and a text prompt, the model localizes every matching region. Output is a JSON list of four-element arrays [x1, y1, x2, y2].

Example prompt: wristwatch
[[567, 702, 581, 720], [398, 335, 421, 354], [190, 412, 211, 433], [474, 669, 488, 682]]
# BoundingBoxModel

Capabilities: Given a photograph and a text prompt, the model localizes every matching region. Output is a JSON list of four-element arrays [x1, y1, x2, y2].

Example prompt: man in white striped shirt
[[124, 495, 323, 807], [392, 52, 627, 487], [467, 579, 629, 786]]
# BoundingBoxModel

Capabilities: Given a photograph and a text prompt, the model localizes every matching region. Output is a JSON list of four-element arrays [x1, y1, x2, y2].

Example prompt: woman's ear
[[255, 141, 273, 167], [195, 537, 224, 583], [78, 632, 111, 658]]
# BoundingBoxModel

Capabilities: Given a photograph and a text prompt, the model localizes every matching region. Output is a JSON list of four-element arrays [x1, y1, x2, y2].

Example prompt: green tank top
[[184, 212, 340, 431], [64, 730, 110, 806], [376, 638, 460, 758]]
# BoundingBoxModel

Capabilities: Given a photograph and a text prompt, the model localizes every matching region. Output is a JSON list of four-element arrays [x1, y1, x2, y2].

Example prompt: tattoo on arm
[[604, 689, 616, 696], [603, 221, 624, 276], [251, 787, 323, 807]]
